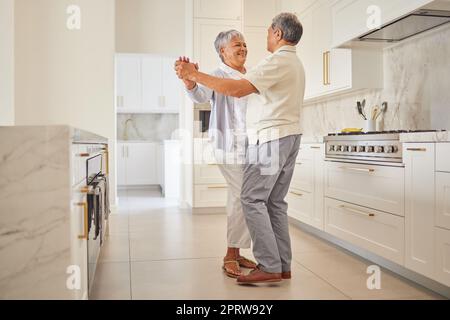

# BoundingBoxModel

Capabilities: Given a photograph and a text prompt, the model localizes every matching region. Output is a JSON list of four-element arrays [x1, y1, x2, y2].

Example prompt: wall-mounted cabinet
[[194, 0, 243, 20], [282, 0, 383, 103], [116, 54, 181, 114]]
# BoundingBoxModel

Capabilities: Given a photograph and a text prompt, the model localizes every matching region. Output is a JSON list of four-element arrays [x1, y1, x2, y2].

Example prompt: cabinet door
[[116, 55, 141, 110], [244, 0, 280, 27], [436, 172, 450, 230], [312, 145, 325, 230], [194, 18, 242, 73], [162, 57, 182, 111], [141, 55, 163, 111], [435, 227, 450, 287], [244, 26, 269, 69], [287, 188, 313, 225], [296, 10, 316, 98], [126, 143, 157, 185], [404, 143, 435, 278], [194, 0, 242, 20], [71, 185, 89, 299], [117, 144, 127, 186]]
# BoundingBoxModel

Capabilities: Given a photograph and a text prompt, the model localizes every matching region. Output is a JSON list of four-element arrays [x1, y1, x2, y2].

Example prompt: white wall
[[116, 0, 186, 56], [14, 0, 117, 204], [0, 0, 14, 126]]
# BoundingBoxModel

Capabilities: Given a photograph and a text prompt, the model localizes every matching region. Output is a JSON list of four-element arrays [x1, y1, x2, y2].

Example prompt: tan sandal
[[237, 256, 257, 269], [222, 260, 242, 278]]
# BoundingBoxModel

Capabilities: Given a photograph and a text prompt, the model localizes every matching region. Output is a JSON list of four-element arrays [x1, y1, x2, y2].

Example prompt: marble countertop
[[71, 127, 108, 144], [400, 131, 449, 143]]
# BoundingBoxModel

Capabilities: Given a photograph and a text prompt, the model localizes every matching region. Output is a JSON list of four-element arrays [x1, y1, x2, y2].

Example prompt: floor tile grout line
[[291, 259, 353, 300]]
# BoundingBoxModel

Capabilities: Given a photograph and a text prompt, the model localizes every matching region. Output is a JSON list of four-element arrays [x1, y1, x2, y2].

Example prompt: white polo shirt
[[243, 45, 305, 145]]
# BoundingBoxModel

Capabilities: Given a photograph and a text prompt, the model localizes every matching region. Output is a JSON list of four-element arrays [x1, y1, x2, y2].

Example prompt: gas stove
[[324, 130, 446, 164]]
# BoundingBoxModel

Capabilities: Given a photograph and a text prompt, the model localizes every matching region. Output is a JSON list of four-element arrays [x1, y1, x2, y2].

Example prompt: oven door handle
[[76, 202, 89, 239], [340, 166, 375, 173]]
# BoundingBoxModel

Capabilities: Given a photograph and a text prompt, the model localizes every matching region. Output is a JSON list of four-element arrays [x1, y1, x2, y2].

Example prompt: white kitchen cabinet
[[116, 55, 141, 110], [436, 172, 450, 230], [194, 164, 226, 184], [284, 0, 383, 102], [194, 184, 228, 208], [194, 0, 242, 20], [162, 57, 182, 111], [436, 143, 450, 172], [71, 182, 89, 300], [244, 26, 270, 68], [244, 0, 280, 27], [141, 55, 163, 111], [434, 227, 450, 287], [324, 197, 405, 265], [325, 161, 405, 216], [117, 142, 157, 186], [116, 54, 181, 113], [194, 18, 242, 73], [332, 0, 434, 48], [288, 144, 325, 230], [404, 143, 435, 278]]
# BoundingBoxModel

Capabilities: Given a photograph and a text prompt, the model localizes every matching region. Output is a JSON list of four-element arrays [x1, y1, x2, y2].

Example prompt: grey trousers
[[240, 134, 301, 273]]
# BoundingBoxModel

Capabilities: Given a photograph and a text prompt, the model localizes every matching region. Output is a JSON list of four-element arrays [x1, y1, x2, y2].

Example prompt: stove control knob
[[329, 145, 335, 151], [350, 146, 358, 153], [367, 146, 375, 153], [385, 146, 398, 153], [358, 146, 365, 152], [376, 146, 384, 153], [343, 146, 349, 152], [336, 145, 342, 152]]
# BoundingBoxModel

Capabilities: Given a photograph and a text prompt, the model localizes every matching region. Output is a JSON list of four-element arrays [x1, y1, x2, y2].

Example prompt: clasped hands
[[174, 57, 199, 83]]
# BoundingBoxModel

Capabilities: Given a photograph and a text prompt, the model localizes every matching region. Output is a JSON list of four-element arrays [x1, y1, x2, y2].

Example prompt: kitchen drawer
[[194, 164, 226, 184], [325, 198, 405, 265], [434, 227, 450, 287], [194, 184, 227, 208], [325, 161, 405, 216], [436, 172, 450, 230], [436, 143, 450, 172], [291, 158, 314, 193], [287, 188, 313, 225]]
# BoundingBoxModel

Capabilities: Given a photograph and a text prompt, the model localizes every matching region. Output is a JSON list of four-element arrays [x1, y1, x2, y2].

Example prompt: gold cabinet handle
[[77, 153, 90, 157], [296, 162, 302, 165], [310, 146, 321, 149], [323, 51, 331, 85], [104, 150, 109, 175], [340, 205, 375, 217], [406, 148, 427, 152], [290, 191, 303, 197], [76, 202, 88, 239], [207, 185, 227, 189], [340, 167, 375, 173]]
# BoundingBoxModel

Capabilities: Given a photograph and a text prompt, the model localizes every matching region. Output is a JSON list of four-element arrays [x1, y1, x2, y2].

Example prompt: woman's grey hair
[[214, 30, 245, 62], [271, 12, 303, 45]]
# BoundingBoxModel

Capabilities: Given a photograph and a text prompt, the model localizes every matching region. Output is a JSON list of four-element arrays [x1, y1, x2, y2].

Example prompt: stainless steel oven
[[85, 148, 110, 292]]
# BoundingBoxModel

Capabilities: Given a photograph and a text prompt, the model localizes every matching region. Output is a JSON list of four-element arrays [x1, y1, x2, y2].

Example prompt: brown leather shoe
[[237, 269, 282, 284], [281, 271, 291, 279]]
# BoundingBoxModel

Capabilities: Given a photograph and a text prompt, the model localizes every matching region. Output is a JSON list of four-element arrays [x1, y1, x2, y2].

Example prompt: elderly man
[[176, 13, 305, 284]]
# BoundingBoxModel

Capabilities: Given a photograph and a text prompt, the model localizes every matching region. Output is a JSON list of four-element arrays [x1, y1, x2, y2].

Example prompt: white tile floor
[[90, 188, 444, 300]]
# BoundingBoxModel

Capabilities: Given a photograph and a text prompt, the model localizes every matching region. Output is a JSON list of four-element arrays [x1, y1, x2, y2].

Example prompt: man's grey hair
[[214, 30, 245, 62], [271, 12, 303, 45]]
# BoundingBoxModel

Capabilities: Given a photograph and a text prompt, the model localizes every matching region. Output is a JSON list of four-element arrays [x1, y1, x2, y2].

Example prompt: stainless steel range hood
[[359, 9, 450, 42]]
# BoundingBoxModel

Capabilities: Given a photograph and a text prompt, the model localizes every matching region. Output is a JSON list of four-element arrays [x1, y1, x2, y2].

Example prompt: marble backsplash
[[300, 24, 450, 138], [117, 113, 179, 141]]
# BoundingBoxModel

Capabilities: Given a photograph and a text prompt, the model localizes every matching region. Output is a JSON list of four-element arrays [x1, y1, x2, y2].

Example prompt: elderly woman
[[177, 30, 256, 278]]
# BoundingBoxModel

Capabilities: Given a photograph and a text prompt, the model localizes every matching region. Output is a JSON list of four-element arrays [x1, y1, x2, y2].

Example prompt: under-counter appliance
[[84, 147, 110, 293]]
